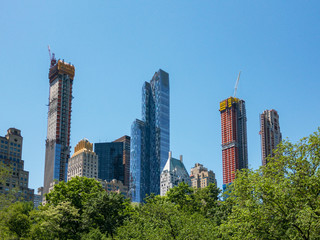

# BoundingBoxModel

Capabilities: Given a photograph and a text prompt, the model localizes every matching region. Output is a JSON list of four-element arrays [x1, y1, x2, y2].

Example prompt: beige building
[[190, 163, 217, 189], [67, 139, 98, 181], [0, 128, 34, 202], [100, 179, 128, 197]]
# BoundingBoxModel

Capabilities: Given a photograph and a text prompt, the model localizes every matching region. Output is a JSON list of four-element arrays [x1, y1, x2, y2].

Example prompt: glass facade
[[150, 70, 170, 172], [94, 142, 124, 183], [130, 69, 169, 202]]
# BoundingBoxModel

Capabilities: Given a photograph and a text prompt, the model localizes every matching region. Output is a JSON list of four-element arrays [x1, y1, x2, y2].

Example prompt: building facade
[[100, 179, 128, 197], [219, 97, 248, 189], [0, 128, 34, 201], [67, 139, 98, 181], [190, 163, 217, 189], [130, 69, 170, 202], [113, 136, 130, 186], [43, 56, 75, 195], [94, 141, 124, 183], [160, 152, 190, 196], [33, 187, 43, 208], [260, 109, 282, 165]]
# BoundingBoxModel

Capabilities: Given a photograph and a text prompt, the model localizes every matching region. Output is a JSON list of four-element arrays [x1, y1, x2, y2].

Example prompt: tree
[[82, 191, 131, 237], [45, 176, 103, 211], [115, 201, 218, 240], [0, 201, 33, 239], [30, 201, 80, 240], [0, 163, 18, 209], [220, 128, 320, 240]]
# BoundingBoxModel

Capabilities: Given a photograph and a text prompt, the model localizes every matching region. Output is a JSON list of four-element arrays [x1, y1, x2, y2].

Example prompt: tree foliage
[[1, 129, 320, 239], [221, 128, 320, 240]]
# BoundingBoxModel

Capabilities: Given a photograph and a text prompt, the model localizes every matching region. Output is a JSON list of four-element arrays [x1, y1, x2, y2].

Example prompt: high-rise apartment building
[[113, 136, 130, 186], [130, 69, 170, 202], [0, 128, 34, 201], [160, 152, 190, 196], [190, 163, 217, 189], [219, 97, 248, 189], [43, 55, 75, 195], [94, 141, 124, 183], [260, 109, 282, 166], [67, 139, 98, 181]]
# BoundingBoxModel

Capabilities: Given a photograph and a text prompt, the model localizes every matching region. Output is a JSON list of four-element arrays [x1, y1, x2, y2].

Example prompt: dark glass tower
[[130, 69, 170, 202], [94, 142, 124, 183]]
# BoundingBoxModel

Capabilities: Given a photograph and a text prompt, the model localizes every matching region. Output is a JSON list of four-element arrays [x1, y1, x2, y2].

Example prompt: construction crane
[[233, 71, 241, 98], [48, 45, 56, 67]]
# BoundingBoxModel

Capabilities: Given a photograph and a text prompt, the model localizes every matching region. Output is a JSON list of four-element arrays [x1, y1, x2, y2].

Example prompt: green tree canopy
[[45, 176, 103, 211], [220, 128, 320, 240]]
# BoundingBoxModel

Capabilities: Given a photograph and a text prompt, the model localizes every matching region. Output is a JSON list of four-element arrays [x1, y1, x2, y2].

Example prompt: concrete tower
[[43, 54, 75, 195], [219, 97, 248, 190], [260, 109, 282, 166]]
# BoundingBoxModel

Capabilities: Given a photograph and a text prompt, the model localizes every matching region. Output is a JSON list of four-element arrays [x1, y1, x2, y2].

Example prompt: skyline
[[1, 1, 320, 191]]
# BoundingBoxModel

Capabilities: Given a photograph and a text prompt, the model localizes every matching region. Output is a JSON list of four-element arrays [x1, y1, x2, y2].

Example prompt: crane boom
[[47, 45, 56, 67], [233, 71, 241, 98]]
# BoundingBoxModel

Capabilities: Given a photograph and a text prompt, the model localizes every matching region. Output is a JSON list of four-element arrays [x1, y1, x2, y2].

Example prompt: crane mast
[[48, 45, 56, 67], [233, 71, 241, 98]]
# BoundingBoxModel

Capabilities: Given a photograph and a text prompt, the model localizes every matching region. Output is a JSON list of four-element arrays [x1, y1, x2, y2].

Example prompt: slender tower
[[219, 97, 248, 190], [130, 69, 170, 202], [43, 50, 75, 195], [260, 109, 282, 165]]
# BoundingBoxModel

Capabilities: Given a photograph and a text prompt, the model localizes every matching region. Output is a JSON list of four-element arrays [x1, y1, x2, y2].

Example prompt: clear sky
[[1, 1, 320, 191]]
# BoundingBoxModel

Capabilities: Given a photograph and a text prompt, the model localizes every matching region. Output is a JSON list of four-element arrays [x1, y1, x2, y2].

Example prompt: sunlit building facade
[[190, 163, 217, 189], [160, 152, 190, 196], [67, 139, 98, 181]]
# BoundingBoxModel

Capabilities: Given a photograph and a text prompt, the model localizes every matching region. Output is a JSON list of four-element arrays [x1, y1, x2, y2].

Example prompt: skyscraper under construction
[[260, 109, 282, 166], [219, 97, 248, 189], [43, 52, 75, 195]]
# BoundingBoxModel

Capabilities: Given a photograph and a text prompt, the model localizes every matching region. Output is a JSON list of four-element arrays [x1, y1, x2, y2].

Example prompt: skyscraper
[[94, 141, 124, 183], [43, 54, 75, 195], [260, 109, 282, 166], [130, 69, 170, 202], [113, 136, 131, 186], [0, 128, 34, 201], [219, 97, 248, 189]]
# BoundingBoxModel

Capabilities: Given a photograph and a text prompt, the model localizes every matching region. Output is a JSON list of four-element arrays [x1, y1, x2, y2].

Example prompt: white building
[[160, 152, 191, 196], [67, 139, 98, 181]]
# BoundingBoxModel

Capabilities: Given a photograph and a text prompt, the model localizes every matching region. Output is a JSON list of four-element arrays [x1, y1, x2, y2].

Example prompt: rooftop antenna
[[48, 45, 56, 67], [233, 71, 241, 98]]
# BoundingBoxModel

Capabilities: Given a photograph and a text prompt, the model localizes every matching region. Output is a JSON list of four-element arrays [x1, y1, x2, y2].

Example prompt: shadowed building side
[[260, 109, 282, 166]]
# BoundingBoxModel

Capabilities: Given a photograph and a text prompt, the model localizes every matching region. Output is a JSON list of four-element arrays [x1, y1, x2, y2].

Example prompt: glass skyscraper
[[130, 69, 170, 202], [94, 142, 124, 183]]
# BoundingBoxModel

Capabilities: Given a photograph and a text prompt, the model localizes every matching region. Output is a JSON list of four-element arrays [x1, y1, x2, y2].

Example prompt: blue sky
[[1, 1, 320, 191]]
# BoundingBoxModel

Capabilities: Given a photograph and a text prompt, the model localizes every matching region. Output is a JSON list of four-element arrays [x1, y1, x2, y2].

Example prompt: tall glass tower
[[43, 55, 75, 195], [130, 69, 170, 202]]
